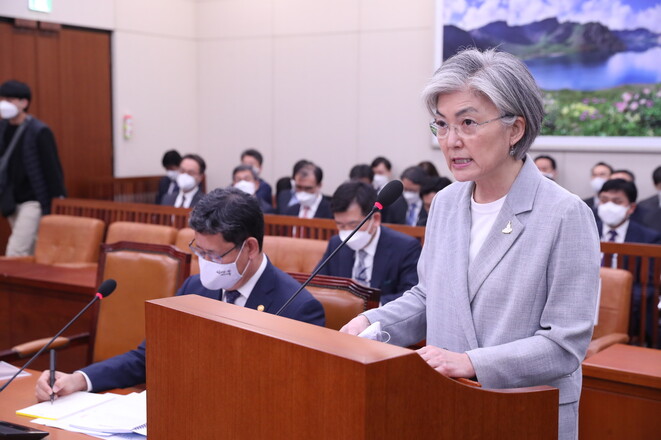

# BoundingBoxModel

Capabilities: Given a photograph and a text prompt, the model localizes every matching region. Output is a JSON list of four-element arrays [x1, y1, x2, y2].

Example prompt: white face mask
[[252, 166, 261, 177], [234, 179, 256, 196], [198, 241, 249, 290], [0, 101, 19, 119], [338, 218, 375, 251], [598, 202, 629, 227], [372, 174, 388, 190], [296, 191, 317, 208], [166, 170, 179, 182], [403, 190, 421, 206], [590, 177, 607, 194], [177, 173, 197, 192]]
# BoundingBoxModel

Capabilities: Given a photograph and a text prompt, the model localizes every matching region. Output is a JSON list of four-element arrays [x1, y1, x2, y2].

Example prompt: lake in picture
[[525, 47, 661, 91]]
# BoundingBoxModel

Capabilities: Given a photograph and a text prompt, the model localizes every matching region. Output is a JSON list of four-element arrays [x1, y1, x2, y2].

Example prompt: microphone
[[276, 180, 404, 316], [0, 279, 117, 393]]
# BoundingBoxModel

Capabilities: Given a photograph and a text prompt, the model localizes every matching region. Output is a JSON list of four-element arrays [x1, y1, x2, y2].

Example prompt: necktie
[[608, 230, 617, 242], [407, 203, 417, 226], [354, 249, 369, 286], [225, 290, 241, 304]]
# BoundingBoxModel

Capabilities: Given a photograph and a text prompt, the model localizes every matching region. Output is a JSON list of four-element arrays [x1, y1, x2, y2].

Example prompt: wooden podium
[[145, 295, 558, 439]]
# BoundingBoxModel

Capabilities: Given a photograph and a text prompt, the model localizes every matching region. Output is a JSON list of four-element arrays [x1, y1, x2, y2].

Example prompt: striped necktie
[[354, 249, 369, 286]]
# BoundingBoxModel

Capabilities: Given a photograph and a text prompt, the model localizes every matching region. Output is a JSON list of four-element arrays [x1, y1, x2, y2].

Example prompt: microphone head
[[375, 180, 404, 209], [97, 279, 117, 298]]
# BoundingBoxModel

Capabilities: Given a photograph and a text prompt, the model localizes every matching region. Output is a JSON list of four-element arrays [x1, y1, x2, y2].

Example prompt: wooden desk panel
[[0, 261, 96, 372], [580, 344, 661, 439]]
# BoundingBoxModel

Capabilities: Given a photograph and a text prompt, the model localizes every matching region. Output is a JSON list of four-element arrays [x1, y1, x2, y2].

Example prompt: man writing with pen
[[35, 188, 325, 401]]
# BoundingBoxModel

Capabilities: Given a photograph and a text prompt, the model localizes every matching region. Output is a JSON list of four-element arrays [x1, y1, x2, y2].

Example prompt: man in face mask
[[0, 80, 67, 256], [160, 154, 206, 209], [240, 148, 272, 209], [155, 149, 182, 204], [583, 161, 613, 213], [315, 181, 422, 305], [232, 164, 273, 214], [400, 166, 428, 226], [637, 165, 661, 233], [283, 163, 332, 219], [597, 179, 660, 245], [35, 187, 325, 401]]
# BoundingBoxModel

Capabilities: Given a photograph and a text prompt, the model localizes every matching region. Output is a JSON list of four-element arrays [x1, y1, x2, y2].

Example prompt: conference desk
[[1, 369, 139, 439], [580, 343, 661, 439], [0, 260, 97, 372]]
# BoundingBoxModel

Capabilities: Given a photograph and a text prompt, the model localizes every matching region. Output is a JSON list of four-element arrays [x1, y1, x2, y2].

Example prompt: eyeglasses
[[429, 115, 510, 139], [188, 239, 237, 264]]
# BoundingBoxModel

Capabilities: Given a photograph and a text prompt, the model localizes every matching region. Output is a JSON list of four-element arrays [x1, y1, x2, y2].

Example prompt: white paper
[[0, 361, 31, 381], [16, 391, 116, 420]]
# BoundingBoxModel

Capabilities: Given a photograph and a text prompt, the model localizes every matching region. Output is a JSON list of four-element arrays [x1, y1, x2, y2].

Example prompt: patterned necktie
[[354, 249, 369, 286], [407, 203, 417, 226], [608, 230, 617, 242], [225, 290, 241, 304]]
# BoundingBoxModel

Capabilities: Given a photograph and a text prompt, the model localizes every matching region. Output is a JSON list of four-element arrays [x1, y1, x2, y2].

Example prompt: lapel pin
[[501, 221, 513, 234], [257, 305, 265, 312]]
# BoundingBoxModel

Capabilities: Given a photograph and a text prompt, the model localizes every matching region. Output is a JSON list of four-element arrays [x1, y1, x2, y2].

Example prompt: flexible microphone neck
[[276, 180, 403, 316], [0, 279, 117, 393]]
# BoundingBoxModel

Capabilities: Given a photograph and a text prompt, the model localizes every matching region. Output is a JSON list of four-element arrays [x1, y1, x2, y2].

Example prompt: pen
[[49, 349, 56, 405]]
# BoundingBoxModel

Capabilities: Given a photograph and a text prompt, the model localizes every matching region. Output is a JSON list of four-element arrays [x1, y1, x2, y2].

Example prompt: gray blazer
[[364, 157, 600, 405]]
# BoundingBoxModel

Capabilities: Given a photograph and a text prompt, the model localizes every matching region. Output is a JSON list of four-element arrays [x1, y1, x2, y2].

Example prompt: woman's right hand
[[339, 315, 370, 335]]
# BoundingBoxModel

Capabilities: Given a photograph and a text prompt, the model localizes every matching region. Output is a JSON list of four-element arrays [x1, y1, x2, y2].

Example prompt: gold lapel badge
[[501, 221, 513, 234], [257, 305, 265, 312]]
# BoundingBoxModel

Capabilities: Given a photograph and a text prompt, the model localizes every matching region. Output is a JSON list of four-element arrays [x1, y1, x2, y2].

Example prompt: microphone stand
[[276, 204, 380, 316]]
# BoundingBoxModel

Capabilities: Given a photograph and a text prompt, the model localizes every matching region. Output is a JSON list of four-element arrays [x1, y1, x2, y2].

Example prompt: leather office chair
[[287, 273, 380, 330], [263, 235, 328, 273], [105, 221, 177, 246], [0, 242, 191, 365], [174, 227, 198, 275], [586, 267, 633, 358], [0, 214, 104, 267]]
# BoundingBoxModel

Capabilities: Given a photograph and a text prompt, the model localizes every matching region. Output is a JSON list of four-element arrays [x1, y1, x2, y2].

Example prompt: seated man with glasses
[[160, 153, 206, 208], [315, 181, 422, 305], [35, 188, 325, 400]]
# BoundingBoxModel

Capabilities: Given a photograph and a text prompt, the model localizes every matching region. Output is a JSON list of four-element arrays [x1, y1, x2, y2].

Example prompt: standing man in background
[[241, 149, 272, 209], [155, 149, 182, 204], [0, 80, 66, 256]]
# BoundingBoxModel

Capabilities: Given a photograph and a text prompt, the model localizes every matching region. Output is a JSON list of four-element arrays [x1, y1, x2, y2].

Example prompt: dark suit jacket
[[255, 178, 273, 208], [596, 218, 661, 245], [638, 194, 661, 233], [155, 176, 177, 204], [381, 195, 407, 225], [160, 189, 205, 209], [284, 195, 333, 219], [82, 259, 325, 392], [315, 226, 421, 304]]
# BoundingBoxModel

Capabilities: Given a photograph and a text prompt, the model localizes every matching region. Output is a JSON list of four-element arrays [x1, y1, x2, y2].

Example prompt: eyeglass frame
[[188, 238, 238, 264], [429, 114, 511, 139]]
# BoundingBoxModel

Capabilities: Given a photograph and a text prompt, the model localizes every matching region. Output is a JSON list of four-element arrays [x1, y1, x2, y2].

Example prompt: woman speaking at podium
[[341, 48, 600, 440]]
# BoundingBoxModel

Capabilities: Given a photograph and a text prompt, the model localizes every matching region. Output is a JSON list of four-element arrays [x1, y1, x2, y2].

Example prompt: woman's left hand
[[416, 345, 476, 378]]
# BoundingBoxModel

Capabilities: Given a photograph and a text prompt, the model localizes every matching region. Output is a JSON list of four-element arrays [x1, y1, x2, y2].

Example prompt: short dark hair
[[0, 80, 32, 111], [241, 149, 263, 166], [593, 162, 613, 174], [534, 155, 556, 170], [331, 181, 376, 216], [181, 154, 206, 174], [652, 166, 661, 185], [611, 169, 635, 182], [371, 156, 392, 171], [295, 163, 323, 185], [292, 159, 311, 178], [162, 150, 182, 168], [189, 187, 264, 250], [400, 166, 427, 185], [418, 161, 440, 177], [420, 176, 452, 197], [232, 164, 257, 180], [349, 164, 374, 182], [599, 178, 637, 203]]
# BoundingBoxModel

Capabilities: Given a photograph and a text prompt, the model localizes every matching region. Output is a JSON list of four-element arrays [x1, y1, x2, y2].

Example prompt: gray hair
[[422, 48, 544, 159]]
